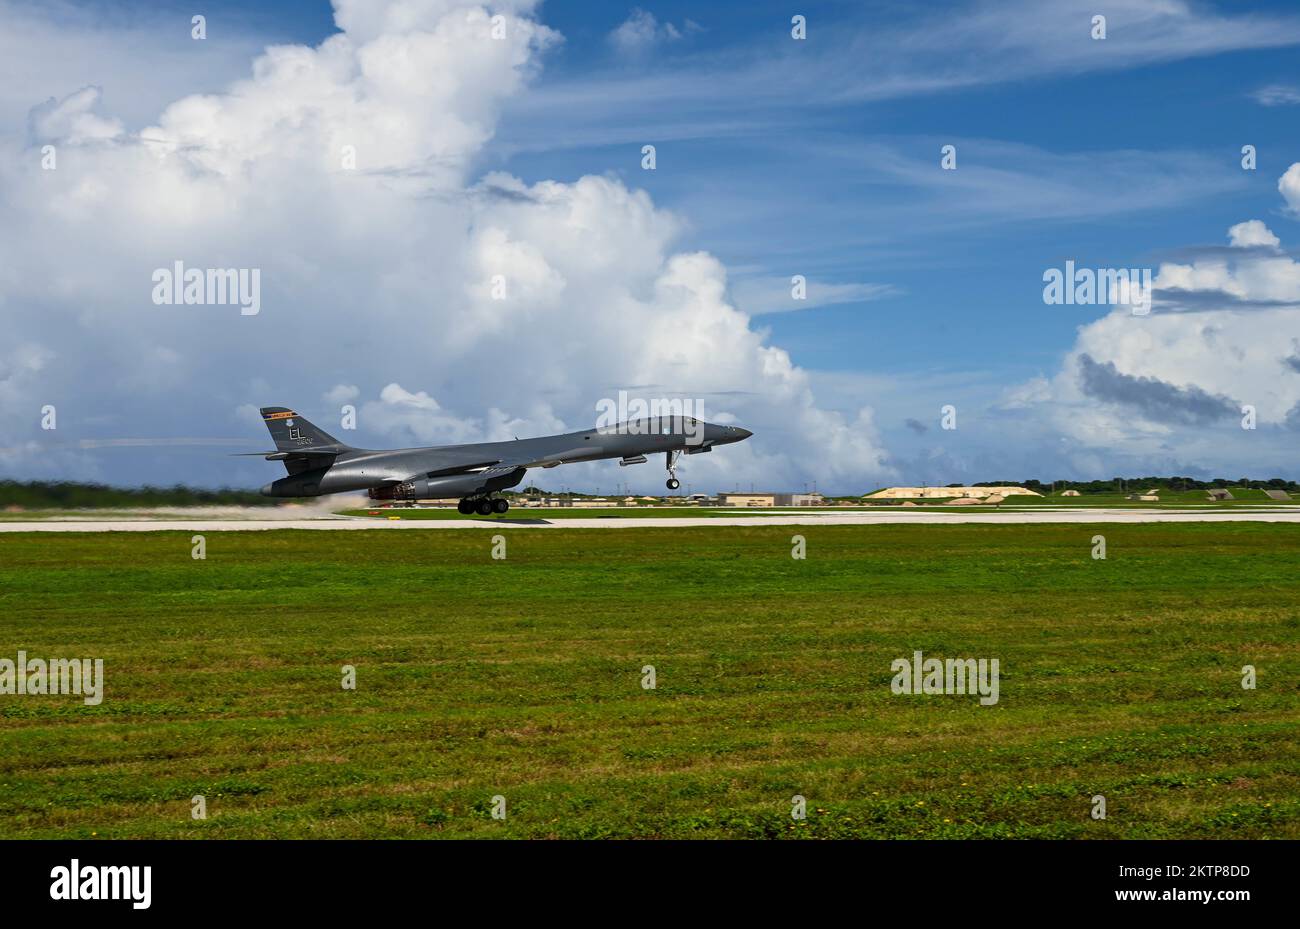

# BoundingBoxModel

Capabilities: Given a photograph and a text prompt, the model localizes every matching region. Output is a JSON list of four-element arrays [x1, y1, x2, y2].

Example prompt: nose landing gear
[[665, 450, 681, 491]]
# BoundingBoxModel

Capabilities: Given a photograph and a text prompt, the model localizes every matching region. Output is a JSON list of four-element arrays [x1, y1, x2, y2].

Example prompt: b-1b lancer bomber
[[249, 407, 752, 515]]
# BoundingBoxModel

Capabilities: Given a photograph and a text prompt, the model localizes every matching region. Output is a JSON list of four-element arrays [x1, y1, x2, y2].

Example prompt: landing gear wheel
[[665, 449, 681, 491], [492, 498, 509, 514], [457, 499, 474, 515], [475, 498, 494, 516]]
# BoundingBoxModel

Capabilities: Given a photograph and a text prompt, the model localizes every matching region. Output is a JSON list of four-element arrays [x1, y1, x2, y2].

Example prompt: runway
[[4, 508, 1300, 531]]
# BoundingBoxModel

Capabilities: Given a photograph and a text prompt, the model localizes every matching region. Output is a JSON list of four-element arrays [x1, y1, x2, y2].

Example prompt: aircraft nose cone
[[736, 427, 753, 440]]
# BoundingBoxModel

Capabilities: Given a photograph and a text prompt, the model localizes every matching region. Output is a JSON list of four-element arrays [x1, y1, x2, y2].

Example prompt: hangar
[[719, 492, 825, 507]]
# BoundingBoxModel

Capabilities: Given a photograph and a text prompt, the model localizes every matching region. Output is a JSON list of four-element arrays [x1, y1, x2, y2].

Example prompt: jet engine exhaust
[[368, 482, 418, 501]]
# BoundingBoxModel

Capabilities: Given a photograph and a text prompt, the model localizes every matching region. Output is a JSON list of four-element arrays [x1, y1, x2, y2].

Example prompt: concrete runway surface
[[4, 508, 1300, 531]]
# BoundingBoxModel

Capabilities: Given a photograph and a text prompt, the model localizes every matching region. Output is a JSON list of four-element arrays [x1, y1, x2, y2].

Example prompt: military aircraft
[[249, 407, 752, 515]]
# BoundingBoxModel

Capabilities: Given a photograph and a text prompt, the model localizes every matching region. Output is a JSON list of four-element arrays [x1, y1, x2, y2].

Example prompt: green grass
[[1, 524, 1297, 839]]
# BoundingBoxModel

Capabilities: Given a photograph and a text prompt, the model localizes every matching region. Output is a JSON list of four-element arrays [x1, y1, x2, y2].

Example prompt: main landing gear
[[458, 496, 509, 516], [665, 450, 681, 491]]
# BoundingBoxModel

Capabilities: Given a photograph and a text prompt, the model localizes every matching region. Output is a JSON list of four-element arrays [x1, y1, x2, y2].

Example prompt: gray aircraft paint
[[252, 407, 751, 501]]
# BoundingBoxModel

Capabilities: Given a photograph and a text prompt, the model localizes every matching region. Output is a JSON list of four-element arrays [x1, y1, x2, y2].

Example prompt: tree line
[[969, 477, 1299, 494], [0, 481, 277, 509]]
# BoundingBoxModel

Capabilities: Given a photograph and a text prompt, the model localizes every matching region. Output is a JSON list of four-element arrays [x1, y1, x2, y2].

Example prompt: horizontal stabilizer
[[232, 449, 341, 461]]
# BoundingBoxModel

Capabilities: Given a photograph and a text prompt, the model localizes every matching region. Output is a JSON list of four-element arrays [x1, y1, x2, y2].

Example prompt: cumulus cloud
[[1281, 163, 1300, 216], [1283, 341, 1300, 374], [0, 0, 891, 492], [1228, 219, 1280, 248], [1076, 354, 1239, 425], [1152, 220, 1300, 312], [28, 85, 122, 144], [1003, 189, 1300, 475], [323, 383, 360, 405]]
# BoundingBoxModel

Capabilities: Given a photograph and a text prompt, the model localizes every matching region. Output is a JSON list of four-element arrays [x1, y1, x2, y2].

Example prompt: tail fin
[[260, 407, 350, 452]]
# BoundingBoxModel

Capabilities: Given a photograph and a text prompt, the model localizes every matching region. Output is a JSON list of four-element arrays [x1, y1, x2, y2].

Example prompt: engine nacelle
[[368, 467, 525, 501], [261, 468, 329, 497]]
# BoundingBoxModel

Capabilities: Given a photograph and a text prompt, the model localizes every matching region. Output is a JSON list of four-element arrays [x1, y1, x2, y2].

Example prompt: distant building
[[1060, 489, 1081, 497], [789, 493, 825, 506], [721, 493, 777, 507], [719, 492, 825, 507], [517, 497, 575, 507], [1263, 489, 1289, 500], [864, 486, 1041, 499], [1208, 489, 1234, 501]]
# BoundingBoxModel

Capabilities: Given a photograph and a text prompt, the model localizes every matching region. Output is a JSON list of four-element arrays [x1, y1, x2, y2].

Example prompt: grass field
[[1, 523, 1297, 839]]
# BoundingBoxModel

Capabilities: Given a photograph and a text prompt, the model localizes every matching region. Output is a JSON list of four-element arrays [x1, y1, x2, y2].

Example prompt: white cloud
[[1227, 220, 1280, 248], [0, 0, 892, 492], [1251, 84, 1300, 106], [28, 85, 122, 143], [0, 0, 269, 131], [323, 384, 360, 405], [608, 9, 698, 54], [1281, 163, 1300, 216], [730, 277, 900, 315], [519, 0, 1300, 148], [1157, 221, 1300, 304], [1004, 191, 1300, 474]]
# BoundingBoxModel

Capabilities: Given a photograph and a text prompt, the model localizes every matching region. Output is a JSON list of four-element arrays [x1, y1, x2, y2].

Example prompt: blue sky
[[3, 0, 1300, 491]]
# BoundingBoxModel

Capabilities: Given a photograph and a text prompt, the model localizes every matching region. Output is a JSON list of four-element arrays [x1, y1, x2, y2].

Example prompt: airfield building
[[719, 492, 825, 507]]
